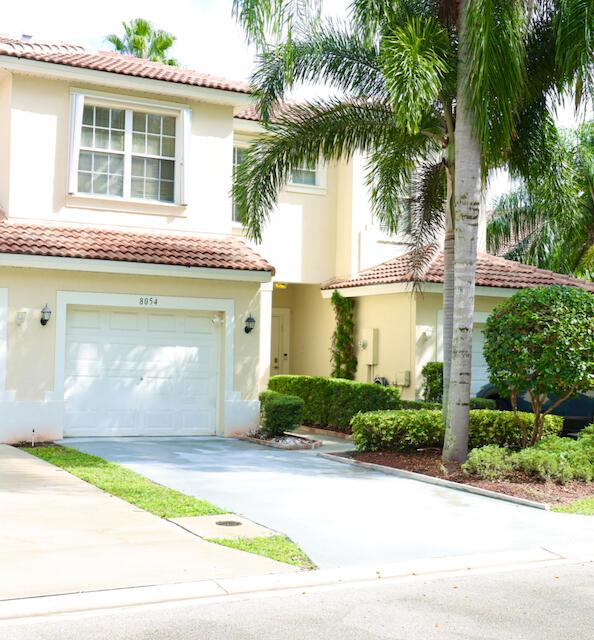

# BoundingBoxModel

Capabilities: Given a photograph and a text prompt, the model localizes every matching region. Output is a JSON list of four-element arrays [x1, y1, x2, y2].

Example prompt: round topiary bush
[[484, 285, 594, 446]]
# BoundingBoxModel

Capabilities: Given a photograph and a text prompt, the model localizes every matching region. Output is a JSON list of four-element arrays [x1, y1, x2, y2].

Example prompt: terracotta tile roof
[[322, 248, 594, 292], [0, 35, 251, 94], [235, 101, 299, 122], [0, 220, 274, 273]]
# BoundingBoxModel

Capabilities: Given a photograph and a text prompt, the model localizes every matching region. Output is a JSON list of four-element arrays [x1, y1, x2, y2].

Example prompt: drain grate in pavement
[[216, 520, 243, 527]]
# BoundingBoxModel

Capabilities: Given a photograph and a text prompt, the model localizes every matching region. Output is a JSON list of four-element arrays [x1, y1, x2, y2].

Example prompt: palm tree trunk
[[442, 144, 455, 416], [442, 169, 454, 416], [443, 0, 482, 463]]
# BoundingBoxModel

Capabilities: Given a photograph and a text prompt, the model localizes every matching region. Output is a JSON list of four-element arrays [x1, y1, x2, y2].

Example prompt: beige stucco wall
[[250, 164, 340, 284], [5, 74, 236, 233], [0, 266, 264, 442], [352, 293, 417, 400], [272, 284, 335, 377], [415, 292, 505, 396], [0, 71, 11, 213]]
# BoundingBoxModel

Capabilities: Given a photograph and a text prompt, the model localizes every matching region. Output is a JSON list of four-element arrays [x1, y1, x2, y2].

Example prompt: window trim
[[68, 89, 191, 206]]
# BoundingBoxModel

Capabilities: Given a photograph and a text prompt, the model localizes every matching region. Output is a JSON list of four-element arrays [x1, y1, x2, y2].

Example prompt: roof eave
[[0, 56, 254, 107], [0, 252, 273, 282], [321, 281, 520, 298]]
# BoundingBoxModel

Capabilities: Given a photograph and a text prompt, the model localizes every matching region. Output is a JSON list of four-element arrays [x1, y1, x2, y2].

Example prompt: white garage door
[[64, 306, 220, 437], [471, 325, 490, 395]]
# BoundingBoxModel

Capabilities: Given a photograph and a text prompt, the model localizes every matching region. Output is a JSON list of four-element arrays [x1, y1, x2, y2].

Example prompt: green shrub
[[469, 397, 497, 410], [259, 390, 304, 438], [463, 427, 594, 484], [462, 445, 514, 481], [351, 409, 563, 452], [352, 410, 443, 452], [484, 285, 594, 445], [421, 362, 443, 402], [468, 410, 562, 450], [268, 375, 400, 433], [400, 399, 442, 410]]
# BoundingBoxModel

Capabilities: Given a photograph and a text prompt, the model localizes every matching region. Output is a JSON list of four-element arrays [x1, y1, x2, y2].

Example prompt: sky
[[1, 0, 589, 205]]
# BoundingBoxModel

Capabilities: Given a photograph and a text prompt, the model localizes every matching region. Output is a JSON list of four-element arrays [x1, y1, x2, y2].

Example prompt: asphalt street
[[4, 561, 594, 640]]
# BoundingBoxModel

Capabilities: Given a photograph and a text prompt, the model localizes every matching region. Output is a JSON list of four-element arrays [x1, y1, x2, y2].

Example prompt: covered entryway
[[64, 306, 220, 437]]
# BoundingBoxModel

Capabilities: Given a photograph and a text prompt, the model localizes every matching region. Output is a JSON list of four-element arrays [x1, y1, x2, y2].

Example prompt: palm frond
[[379, 14, 452, 134], [234, 99, 439, 241], [463, 0, 527, 166], [251, 21, 386, 120], [232, 0, 321, 45], [554, 0, 594, 100], [400, 160, 446, 278]]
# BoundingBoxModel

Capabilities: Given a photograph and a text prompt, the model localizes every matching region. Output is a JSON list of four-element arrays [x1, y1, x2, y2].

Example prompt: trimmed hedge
[[400, 398, 496, 411], [352, 409, 563, 452], [259, 390, 304, 438], [268, 375, 400, 433]]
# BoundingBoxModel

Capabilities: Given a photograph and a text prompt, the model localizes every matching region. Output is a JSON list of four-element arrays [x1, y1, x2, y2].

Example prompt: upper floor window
[[69, 91, 190, 206], [232, 145, 248, 223], [289, 161, 317, 186]]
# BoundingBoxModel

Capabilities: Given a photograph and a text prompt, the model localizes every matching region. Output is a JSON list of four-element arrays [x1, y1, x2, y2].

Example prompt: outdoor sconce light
[[40, 304, 52, 326], [244, 315, 256, 334]]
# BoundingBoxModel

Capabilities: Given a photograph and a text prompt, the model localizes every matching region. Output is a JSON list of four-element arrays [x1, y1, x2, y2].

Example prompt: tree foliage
[[489, 121, 594, 279], [330, 291, 358, 380], [106, 18, 178, 65], [484, 285, 594, 445]]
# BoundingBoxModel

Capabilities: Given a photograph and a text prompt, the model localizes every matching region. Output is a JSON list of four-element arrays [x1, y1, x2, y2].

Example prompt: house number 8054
[[139, 297, 158, 306]]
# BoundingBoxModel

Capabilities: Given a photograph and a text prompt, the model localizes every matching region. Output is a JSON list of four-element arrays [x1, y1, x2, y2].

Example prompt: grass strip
[[208, 535, 316, 569], [23, 446, 225, 518], [553, 496, 594, 515]]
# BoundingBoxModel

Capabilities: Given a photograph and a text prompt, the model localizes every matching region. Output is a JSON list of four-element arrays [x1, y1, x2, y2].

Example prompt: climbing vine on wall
[[330, 290, 357, 380]]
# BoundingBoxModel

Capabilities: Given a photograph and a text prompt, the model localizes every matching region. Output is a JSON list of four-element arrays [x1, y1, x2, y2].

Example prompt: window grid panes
[[290, 162, 317, 186], [77, 104, 176, 203], [131, 113, 176, 203], [78, 106, 125, 196], [232, 146, 247, 222]]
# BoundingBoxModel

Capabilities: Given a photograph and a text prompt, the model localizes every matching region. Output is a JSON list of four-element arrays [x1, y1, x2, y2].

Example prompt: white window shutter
[[68, 92, 85, 194], [178, 107, 192, 205]]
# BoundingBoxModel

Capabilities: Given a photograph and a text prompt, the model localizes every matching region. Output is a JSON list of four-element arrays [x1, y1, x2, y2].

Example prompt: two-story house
[[1, 35, 592, 444]]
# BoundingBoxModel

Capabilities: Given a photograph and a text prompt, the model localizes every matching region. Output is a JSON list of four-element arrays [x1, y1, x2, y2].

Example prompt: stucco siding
[[0, 266, 263, 442], [353, 293, 416, 400]]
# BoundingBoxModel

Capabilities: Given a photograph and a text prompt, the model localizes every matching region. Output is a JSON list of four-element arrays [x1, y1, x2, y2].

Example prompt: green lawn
[[208, 535, 316, 569], [24, 445, 225, 518], [553, 496, 594, 515]]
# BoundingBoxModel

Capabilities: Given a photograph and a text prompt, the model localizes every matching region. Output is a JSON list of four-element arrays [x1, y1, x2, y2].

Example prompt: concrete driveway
[[0, 445, 294, 600], [66, 437, 594, 569]]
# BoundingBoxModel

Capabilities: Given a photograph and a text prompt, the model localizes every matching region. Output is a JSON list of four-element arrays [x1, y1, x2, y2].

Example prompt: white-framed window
[[232, 145, 248, 223], [69, 91, 191, 205], [289, 161, 318, 186]]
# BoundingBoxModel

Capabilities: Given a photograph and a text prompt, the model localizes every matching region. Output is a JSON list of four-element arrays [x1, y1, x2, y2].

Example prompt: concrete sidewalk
[[0, 446, 295, 601]]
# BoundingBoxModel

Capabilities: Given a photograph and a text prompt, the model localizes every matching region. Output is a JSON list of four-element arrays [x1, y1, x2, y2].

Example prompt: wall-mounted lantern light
[[40, 304, 52, 326], [244, 315, 256, 334]]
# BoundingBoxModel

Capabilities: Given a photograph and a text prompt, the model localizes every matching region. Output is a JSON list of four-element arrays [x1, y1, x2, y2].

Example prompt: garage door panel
[[64, 306, 220, 437]]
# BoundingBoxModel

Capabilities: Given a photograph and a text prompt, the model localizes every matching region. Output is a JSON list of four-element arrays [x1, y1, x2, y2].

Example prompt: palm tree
[[231, 0, 593, 462], [488, 122, 594, 279], [106, 18, 178, 66]]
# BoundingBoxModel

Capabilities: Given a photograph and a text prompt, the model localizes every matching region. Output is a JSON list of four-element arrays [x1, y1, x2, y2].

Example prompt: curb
[[318, 451, 550, 511], [2, 546, 591, 622]]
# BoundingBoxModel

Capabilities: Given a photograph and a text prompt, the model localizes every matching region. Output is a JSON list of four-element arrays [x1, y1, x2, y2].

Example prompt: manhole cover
[[215, 520, 243, 527]]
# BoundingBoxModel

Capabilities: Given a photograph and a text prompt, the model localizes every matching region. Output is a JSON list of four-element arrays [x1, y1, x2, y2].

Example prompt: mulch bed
[[348, 449, 594, 506]]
